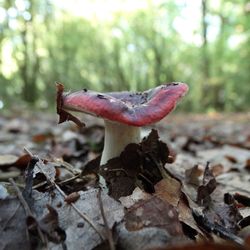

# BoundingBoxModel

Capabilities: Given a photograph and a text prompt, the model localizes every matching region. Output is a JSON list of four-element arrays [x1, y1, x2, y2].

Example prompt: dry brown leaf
[[125, 196, 183, 236], [155, 177, 181, 207]]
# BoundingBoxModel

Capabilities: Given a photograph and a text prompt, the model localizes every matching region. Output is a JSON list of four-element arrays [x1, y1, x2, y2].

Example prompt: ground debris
[[197, 163, 217, 206], [125, 195, 184, 236], [1, 113, 250, 249]]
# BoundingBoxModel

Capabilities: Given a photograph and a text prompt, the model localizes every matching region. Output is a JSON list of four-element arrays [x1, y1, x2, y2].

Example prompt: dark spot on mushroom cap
[[164, 82, 181, 87], [97, 94, 107, 99]]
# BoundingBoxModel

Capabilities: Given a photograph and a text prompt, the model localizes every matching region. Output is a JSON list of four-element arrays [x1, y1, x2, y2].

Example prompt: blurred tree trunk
[[19, 0, 40, 103], [152, 44, 162, 84], [0, 0, 11, 68], [214, 9, 227, 110], [242, 0, 250, 107], [201, 0, 210, 107], [113, 41, 128, 90], [153, 44, 174, 84]]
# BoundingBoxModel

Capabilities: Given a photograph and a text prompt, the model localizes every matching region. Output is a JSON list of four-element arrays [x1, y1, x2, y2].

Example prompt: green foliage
[[0, 0, 250, 112]]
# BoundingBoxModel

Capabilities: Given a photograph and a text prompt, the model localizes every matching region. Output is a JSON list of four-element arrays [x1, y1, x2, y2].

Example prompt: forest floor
[[0, 111, 250, 250]]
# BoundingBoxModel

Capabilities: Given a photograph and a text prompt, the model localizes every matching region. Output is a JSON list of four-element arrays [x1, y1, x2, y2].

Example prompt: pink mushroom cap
[[57, 82, 189, 127]]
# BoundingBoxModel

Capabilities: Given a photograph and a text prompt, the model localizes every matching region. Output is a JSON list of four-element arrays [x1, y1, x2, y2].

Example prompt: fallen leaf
[[14, 154, 32, 169], [125, 196, 183, 236], [0, 198, 29, 250], [32, 188, 124, 250], [37, 205, 66, 243], [203, 193, 242, 234], [119, 187, 151, 208], [155, 177, 181, 207], [0, 154, 18, 167], [185, 165, 203, 186], [211, 164, 224, 176], [116, 221, 174, 250], [197, 164, 217, 206], [152, 242, 247, 250], [177, 193, 202, 236]]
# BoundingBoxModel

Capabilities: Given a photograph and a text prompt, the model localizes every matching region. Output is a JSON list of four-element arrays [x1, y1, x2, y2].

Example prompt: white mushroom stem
[[100, 120, 141, 165]]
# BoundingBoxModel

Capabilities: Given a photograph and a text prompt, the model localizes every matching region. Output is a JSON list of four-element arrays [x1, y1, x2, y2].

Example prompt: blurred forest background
[[0, 0, 249, 113]]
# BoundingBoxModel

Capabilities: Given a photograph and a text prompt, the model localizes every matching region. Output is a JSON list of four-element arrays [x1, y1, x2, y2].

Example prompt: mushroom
[[56, 82, 188, 165]]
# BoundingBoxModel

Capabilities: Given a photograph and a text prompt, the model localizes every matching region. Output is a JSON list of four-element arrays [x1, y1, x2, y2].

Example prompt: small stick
[[32, 180, 49, 189], [55, 160, 81, 175], [9, 178, 33, 216], [57, 174, 81, 185], [24, 147, 105, 241], [97, 189, 116, 250], [32, 174, 81, 190], [23, 156, 39, 207], [9, 178, 46, 244]]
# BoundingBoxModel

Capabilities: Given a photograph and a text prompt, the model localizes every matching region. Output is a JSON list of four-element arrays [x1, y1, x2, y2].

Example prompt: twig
[[9, 178, 33, 216], [24, 147, 105, 241], [57, 174, 81, 185], [56, 160, 81, 175], [9, 178, 46, 244], [97, 189, 116, 250], [32, 174, 81, 190], [32, 180, 49, 189], [23, 156, 39, 207]]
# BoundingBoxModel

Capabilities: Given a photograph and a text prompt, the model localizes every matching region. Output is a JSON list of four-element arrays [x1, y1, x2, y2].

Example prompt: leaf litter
[[0, 112, 250, 249]]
